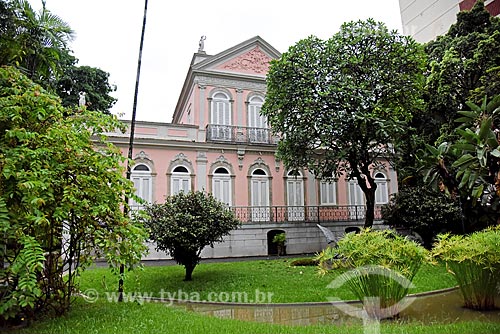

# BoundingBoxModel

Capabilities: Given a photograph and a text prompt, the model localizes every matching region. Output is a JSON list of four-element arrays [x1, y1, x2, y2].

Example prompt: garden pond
[[169, 288, 500, 326]]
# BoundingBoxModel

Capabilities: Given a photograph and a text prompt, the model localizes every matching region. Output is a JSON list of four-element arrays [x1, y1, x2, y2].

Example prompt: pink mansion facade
[[107, 36, 397, 259]]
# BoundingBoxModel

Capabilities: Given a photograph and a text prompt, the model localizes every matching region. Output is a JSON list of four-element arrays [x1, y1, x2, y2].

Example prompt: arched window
[[247, 95, 268, 143], [131, 163, 152, 209], [374, 172, 389, 204], [171, 166, 191, 195], [212, 167, 231, 206], [210, 92, 231, 140], [250, 168, 270, 221], [286, 170, 305, 221]]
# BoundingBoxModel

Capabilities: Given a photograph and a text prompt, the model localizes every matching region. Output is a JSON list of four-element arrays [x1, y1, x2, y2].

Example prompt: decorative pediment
[[247, 156, 271, 176], [168, 153, 194, 173], [209, 155, 235, 175], [215, 155, 229, 164], [215, 47, 272, 75], [135, 150, 150, 160]]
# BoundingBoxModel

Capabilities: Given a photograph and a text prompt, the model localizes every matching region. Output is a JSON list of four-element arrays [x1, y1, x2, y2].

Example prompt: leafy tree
[[0, 1, 116, 113], [0, 1, 18, 65], [55, 65, 117, 113], [423, 0, 500, 142], [381, 185, 463, 248], [1, 0, 74, 87], [143, 191, 240, 281], [262, 19, 426, 228], [418, 95, 500, 232], [0, 66, 148, 323]]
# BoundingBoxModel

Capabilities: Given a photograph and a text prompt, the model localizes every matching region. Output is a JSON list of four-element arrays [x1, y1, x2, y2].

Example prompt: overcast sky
[[29, 0, 403, 123]]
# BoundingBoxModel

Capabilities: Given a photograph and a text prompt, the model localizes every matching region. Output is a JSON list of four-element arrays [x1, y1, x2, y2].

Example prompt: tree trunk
[[364, 190, 375, 228], [184, 263, 196, 281]]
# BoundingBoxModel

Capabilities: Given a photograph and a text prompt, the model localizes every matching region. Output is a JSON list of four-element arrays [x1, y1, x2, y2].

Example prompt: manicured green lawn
[[5, 257, 499, 334], [78, 258, 456, 303], [7, 298, 500, 334]]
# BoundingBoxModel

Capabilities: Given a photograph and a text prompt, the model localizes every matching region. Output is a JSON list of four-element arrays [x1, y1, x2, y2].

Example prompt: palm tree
[[7, 0, 74, 86]]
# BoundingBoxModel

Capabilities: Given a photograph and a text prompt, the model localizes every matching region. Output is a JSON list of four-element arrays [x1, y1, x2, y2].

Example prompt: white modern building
[[399, 0, 500, 43]]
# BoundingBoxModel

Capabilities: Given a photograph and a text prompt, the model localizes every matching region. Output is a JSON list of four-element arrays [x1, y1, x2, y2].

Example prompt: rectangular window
[[320, 181, 337, 205], [375, 181, 389, 204]]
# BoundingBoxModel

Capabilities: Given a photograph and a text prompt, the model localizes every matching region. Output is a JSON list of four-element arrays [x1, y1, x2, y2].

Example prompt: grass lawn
[[7, 298, 500, 334], [5, 257, 500, 334], [78, 258, 457, 303]]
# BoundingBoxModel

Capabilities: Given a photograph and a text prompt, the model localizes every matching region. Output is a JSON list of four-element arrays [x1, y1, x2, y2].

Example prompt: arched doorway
[[267, 229, 286, 256]]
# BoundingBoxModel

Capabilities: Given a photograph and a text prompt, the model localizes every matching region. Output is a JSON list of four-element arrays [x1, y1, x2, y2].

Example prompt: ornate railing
[[231, 205, 383, 224], [131, 204, 383, 224], [206, 124, 279, 145]]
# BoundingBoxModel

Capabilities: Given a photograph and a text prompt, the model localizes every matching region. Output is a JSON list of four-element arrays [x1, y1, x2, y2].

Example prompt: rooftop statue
[[198, 35, 206, 52]]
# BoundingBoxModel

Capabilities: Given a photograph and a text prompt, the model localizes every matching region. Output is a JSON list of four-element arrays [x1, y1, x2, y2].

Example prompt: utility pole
[[119, 0, 148, 302]]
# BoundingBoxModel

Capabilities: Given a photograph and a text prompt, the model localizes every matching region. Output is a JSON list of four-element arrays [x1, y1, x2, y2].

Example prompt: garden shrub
[[381, 185, 463, 248], [290, 258, 318, 267], [142, 191, 240, 281], [316, 229, 427, 318], [0, 67, 148, 324], [431, 226, 500, 310]]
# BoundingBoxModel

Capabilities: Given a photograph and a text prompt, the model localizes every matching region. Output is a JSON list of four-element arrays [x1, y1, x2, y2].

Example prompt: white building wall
[[399, 0, 460, 43]]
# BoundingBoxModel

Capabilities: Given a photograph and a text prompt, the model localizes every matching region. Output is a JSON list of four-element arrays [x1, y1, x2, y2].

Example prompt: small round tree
[[143, 191, 240, 281]]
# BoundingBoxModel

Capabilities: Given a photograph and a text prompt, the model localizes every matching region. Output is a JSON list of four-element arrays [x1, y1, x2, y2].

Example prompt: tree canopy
[[423, 0, 500, 142], [0, 0, 117, 113], [0, 66, 147, 321], [143, 191, 240, 281], [262, 19, 426, 227], [418, 95, 500, 232], [55, 65, 117, 112]]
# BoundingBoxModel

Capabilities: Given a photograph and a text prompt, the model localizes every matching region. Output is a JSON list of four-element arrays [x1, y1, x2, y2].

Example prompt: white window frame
[[320, 179, 337, 205], [210, 92, 231, 141], [131, 163, 153, 210], [374, 172, 389, 204], [286, 170, 304, 221], [250, 168, 270, 222], [171, 166, 191, 195], [212, 167, 232, 206], [248, 96, 268, 143]]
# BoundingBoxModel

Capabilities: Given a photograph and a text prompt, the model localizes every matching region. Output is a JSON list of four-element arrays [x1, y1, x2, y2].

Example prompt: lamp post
[[118, 0, 148, 302]]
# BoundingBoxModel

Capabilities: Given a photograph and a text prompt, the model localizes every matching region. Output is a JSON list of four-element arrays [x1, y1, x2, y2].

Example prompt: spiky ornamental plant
[[317, 229, 427, 318], [431, 226, 500, 310]]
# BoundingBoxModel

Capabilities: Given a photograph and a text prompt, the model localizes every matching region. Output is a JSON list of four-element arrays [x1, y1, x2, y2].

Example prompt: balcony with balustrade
[[206, 124, 279, 145], [231, 205, 382, 224]]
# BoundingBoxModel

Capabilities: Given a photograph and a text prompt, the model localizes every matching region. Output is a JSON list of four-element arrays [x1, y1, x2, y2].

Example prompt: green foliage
[[143, 191, 240, 281], [0, 1, 116, 113], [262, 19, 426, 228], [418, 95, 500, 231], [318, 229, 427, 278], [272, 233, 286, 245], [423, 0, 500, 142], [431, 226, 500, 310], [55, 65, 117, 113], [381, 185, 463, 248], [0, 66, 148, 322], [316, 229, 427, 317], [0, 0, 74, 86]]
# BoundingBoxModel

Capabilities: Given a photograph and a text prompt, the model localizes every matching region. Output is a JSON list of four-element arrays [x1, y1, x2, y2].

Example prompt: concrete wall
[[143, 221, 388, 260]]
